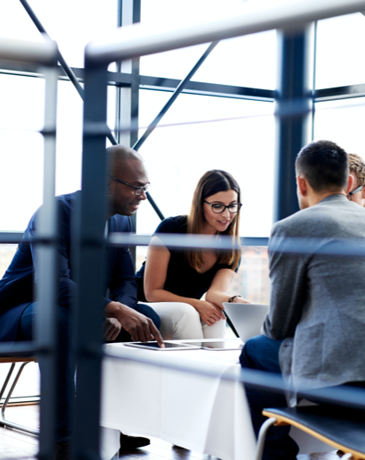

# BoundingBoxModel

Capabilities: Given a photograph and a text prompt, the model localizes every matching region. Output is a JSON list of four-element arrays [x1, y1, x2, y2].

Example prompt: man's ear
[[296, 176, 308, 197], [346, 174, 354, 194]]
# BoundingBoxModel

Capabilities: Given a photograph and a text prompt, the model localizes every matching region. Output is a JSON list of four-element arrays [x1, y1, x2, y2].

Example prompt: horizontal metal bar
[[0, 233, 24, 244], [107, 233, 365, 257], [315, 83, 365, 101], [6, 232, 365, 256], [7, 230, 365, 257], [86, 0, 365, 64], [104, 346, 365, 411], [0, 232, 268, 247], [0, 342, 36, 356], [241, 237, 269, 246], [4, 60, 365, 103], [140, 76, 275, 101], [0, 37, 57, 66]]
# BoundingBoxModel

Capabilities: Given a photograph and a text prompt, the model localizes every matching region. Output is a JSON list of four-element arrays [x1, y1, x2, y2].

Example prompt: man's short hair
[[295, 140, 348, 192], [106, 144, 143, 173], [348, 153, 365, 186]]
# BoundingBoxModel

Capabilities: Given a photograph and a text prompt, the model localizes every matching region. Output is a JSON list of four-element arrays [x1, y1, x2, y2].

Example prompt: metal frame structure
[[2, 1, 365, 460], [73, 1, 365, 459]]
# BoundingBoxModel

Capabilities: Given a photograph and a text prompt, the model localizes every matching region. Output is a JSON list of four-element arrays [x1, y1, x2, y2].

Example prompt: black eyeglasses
[[108, 176, 150, 196], [204, 201, 242, 214], [347, 184, 364, 201]]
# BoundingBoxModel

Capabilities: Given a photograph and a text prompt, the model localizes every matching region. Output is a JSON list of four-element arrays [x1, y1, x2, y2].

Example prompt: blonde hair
[[186, 170, 241, 272], [348, 153, 365, 186]]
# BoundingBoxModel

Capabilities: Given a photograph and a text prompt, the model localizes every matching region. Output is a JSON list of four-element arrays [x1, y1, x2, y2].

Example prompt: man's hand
[[193, 300, 226, 326], [105, 301, 164, 347], [103, 317, 122, 341]]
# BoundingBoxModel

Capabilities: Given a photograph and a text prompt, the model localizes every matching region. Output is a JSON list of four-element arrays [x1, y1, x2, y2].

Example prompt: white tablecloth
[[100, 341, 256, 460]]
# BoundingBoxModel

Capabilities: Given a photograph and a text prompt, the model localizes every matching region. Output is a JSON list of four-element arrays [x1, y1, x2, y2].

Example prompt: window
[[316, 13, 365, 89]]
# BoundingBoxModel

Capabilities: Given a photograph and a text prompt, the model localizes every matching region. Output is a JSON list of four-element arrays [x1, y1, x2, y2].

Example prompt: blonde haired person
[[347, 153, 365, 207], [136, 170, 250, 340]]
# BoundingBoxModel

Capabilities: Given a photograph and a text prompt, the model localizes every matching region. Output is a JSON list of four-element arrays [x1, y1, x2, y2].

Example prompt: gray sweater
[[262, 194, 365, 398]]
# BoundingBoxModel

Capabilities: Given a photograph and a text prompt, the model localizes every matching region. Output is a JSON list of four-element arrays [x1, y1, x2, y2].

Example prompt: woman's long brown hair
[[186, 170, 241, 272]]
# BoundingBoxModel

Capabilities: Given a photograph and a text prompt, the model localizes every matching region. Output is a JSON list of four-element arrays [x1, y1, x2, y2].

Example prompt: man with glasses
[[240, 140, 365, 460], [347, 153, 365, 207], [0, 144, 162, 459]]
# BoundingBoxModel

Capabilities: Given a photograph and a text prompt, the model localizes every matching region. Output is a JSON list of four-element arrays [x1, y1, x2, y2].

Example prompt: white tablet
[[124, 341, 199, 351], [182, 340, 244, 351], [223, 303, 269, 342]]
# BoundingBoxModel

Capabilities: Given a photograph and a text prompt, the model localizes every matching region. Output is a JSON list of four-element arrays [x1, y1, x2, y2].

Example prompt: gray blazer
[[262, 194, 365, 396]]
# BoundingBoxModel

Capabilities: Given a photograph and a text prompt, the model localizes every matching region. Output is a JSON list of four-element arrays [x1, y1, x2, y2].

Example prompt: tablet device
[[182, 340, 243, 351], [124, 341, 199, 351], [223, 303, 269, 343]]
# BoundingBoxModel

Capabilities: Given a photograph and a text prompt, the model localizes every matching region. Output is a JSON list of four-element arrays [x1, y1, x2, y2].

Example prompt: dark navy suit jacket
[[0, 191, 138, 342]]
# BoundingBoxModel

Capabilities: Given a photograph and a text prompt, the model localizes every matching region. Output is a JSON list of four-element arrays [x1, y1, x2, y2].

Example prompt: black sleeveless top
[[135, 215, 238, 302]]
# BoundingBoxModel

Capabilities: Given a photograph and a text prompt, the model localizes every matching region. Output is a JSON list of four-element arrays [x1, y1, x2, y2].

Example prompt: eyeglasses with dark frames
[[108, 175, 150, 196], [347, 184, 364, 201], [204, 200, 242, 214]]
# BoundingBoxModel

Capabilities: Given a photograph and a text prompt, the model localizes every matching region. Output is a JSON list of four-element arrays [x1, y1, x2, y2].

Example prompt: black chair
[[255, 405, 365, 460]]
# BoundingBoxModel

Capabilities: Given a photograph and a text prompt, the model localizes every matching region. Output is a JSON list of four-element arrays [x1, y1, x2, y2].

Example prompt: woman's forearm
[[145, 288, 201, 310], [205, 290, 231, 309], [206, 290, 249, 309]]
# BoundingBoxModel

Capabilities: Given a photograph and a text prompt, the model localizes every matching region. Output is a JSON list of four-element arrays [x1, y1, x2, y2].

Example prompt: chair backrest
[[0, 357, 36, 364], [259, 406, 365, 460]]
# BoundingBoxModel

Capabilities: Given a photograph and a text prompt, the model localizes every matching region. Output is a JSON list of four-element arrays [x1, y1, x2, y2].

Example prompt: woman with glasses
[[135, 169, 250, 340]]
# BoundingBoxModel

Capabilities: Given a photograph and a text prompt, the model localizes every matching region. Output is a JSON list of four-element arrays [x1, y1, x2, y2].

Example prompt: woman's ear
[[346, 174, 354, 194]]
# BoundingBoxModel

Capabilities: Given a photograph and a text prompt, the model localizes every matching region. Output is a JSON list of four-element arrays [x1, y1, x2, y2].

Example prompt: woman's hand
[[232, 296, 250, 304], [193, 300, 226, 326]]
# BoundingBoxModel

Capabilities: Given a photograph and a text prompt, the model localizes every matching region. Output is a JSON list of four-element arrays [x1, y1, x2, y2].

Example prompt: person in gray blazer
[[240, 140, 365, 460]]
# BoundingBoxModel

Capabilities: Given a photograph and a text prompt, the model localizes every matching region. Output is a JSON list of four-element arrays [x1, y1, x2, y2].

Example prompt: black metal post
[[274, 25, 314, 222], [72, 62, 109, 460]]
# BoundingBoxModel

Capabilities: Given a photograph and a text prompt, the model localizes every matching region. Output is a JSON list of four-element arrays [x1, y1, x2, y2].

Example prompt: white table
[[99, 340, 333, 460], [100, 340, 256, 460]]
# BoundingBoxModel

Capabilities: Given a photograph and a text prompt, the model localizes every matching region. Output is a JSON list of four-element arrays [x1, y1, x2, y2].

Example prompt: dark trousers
[[239, 335, 299, 460], [18, 301, 160, 442]]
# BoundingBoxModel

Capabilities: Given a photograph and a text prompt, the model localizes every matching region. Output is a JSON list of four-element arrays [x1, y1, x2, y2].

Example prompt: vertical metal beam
[[36, 66, 58, 460], [114, 0, 123, 145], [273, 25, 315, 222], [311, 21, 318, 141], [116, 0, 141, 265], [72, 62, 109, 460], [129, 0, 141, 264]]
